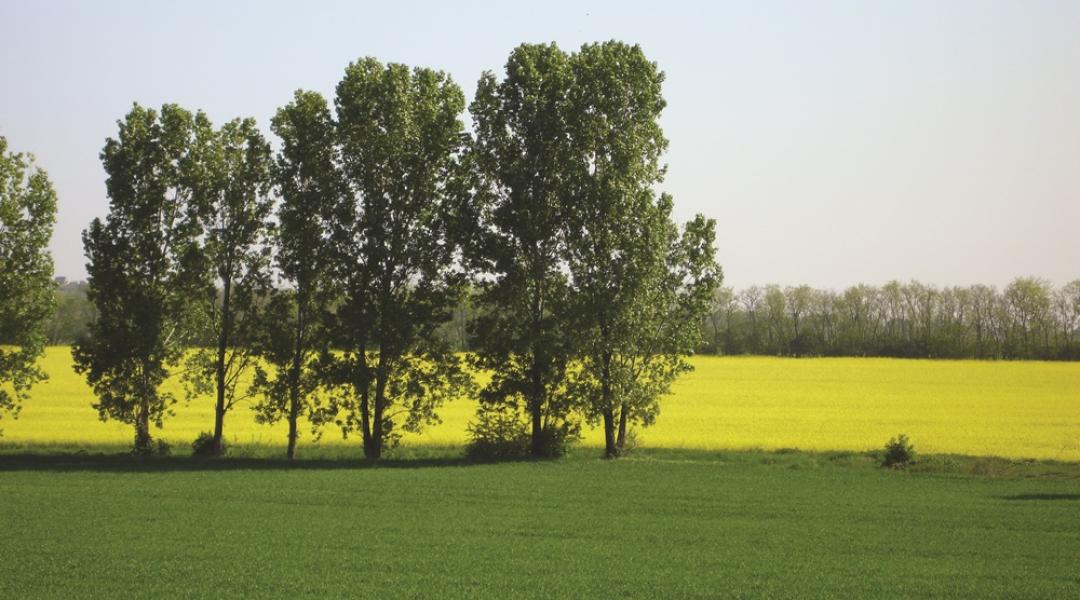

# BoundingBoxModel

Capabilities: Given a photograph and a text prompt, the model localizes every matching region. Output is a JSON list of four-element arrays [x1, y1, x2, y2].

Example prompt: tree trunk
[[134, 398, 152, 454], [616, 403, 628, 452], [286, 397, 298, 460], [213, 276, 232, 456], [603, 409, 617, 459], [367, 354, 388, 460], [286, 304, 305, 460], [601, 349, 620, 458], [529, 279, 546, 458], [529, 350, 544, 458]]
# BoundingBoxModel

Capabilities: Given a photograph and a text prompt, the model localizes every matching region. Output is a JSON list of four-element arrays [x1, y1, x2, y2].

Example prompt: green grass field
[[3, 348, 1079, 460], [1, 449, 1078, 598]]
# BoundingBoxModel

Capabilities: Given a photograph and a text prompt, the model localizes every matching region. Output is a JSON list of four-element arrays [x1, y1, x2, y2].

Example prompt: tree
[[1056, 280, 1080, 358], [465, 43, 580, 457], [0, 136, 57, 433], [73, 104, 204, 453], [562, 41, 720, 458], [568, 202, 720, 458], [1004, 277, 1053, 358], [785, 285, 814, 354], [46, 282, 94, 344], [320, 58, 472, 460], [252, 90, 342, 459], [185, 116, 274, 456], [763, 285, 787, 353]]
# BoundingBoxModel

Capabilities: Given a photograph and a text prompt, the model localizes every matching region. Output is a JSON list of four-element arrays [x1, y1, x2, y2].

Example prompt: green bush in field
[[883, 433, 916, 468], [466, 405, 579, 460], [191, 431, 225, 457], [131, 438, 172, 457]]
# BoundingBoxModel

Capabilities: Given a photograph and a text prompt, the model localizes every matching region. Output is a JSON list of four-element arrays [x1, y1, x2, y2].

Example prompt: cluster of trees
[[64, 42, 719, 459], [9, 42, 1073, 461], [0, 136, 57, 434], [703, 279, 1080, 360]]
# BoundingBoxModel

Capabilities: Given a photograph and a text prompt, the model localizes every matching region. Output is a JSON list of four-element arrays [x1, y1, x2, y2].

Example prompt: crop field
[[2, 348, 1079, 460], [1, 450, 1079, 598]]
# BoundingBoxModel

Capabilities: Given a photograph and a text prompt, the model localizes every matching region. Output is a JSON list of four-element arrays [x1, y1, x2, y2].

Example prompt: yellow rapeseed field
[[3, 347, 1078, 460]]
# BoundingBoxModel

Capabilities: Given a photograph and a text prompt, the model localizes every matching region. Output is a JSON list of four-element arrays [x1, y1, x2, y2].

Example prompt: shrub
[[882, 433, 916, 468], [132, 438, 171, 457], [191, 432, 225, 457], [465, 407, 531, 460], [465, 406, 580, 460]]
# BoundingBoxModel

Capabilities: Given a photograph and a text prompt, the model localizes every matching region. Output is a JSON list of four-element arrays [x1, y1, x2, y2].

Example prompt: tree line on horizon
[[1, 42, 720, 460], [39, 276, 1080, 362], [701, 278, 1080, 360]]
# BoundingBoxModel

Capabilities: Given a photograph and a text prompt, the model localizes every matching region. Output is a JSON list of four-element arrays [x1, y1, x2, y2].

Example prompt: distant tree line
[[701, 279, 1080, 360], [54, 42, 719, 459], [43, 277, 1080, 363]]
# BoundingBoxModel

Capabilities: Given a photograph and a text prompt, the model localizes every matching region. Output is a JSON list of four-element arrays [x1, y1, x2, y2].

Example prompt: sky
[[1, 0, 1077, 289]]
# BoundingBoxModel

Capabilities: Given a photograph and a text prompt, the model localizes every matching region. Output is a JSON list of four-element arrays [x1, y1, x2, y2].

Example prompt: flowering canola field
[[4, 348, 1079, 460]]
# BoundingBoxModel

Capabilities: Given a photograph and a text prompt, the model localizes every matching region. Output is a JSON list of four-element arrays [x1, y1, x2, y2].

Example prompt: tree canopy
[[0, 136, 57, 433], [73, 104, 206, 453]]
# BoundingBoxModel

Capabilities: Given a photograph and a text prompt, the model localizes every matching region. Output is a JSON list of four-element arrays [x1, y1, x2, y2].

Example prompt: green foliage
[[72, 103, 206, 454], [465, 43, 580, 457], [191, 431, 225, 457], [465, 402, 580, 460], [464, 404, 531, 460], [561, 41, 721, 457], [251, 90, 344, 459], [45, 282, 94, 344], [319, 57, 471, 459], [883, 433, 916, 468], [183, 113, 275, 456], [0, 136, 57, 432], [705, 277, 1080, 360]]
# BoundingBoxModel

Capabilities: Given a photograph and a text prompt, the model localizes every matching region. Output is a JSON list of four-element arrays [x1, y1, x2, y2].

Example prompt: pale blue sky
[[2, 0, 1077, 288]]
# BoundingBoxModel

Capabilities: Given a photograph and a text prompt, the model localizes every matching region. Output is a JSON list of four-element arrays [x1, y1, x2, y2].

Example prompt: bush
[[882, 433, 916, 468], [191, 432, 225, 457], [465, 406, 579, 460], [132, 438, 171, 457], [465, 407, 531, 460]]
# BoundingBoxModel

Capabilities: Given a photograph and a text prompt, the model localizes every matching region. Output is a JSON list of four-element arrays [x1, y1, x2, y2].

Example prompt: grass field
[[2, 348, 1078, 460], [1, 449, 1078, 598]]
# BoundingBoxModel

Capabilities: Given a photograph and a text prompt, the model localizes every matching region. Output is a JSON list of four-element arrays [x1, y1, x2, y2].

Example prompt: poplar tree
[[185, 116, 274, 456], [320, 58, 471, 459], [73, 104, 204, 453], [0, 136, 57, 433], [465, 43, 580, 457], [563, 42, 721, 457], [252, 90, 342, 459]]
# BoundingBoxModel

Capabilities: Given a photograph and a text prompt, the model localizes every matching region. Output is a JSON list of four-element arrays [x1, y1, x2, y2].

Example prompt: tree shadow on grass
[[999, 493, 1080, 501], [0, 453, 537, 473]]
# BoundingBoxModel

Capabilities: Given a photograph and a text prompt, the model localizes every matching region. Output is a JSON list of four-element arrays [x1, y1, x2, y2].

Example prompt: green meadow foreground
[[3, 348, 1079, 460], [1, 450, 1078, 598]]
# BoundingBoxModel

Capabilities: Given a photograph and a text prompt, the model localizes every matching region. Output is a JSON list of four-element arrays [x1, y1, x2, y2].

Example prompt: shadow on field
[[999, 493, 1080, 501], [0, 453, 511, 473]]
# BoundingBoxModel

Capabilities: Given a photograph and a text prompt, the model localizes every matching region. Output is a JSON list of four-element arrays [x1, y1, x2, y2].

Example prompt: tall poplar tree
[[252, 90, 342, 459], [563, 42, 721, 457], [320, 58, 471, 459], [73, 104, 204, 453], [0, 136, 57, 433], [185, 116, 274, 456], [465, 43, 579, 457]]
